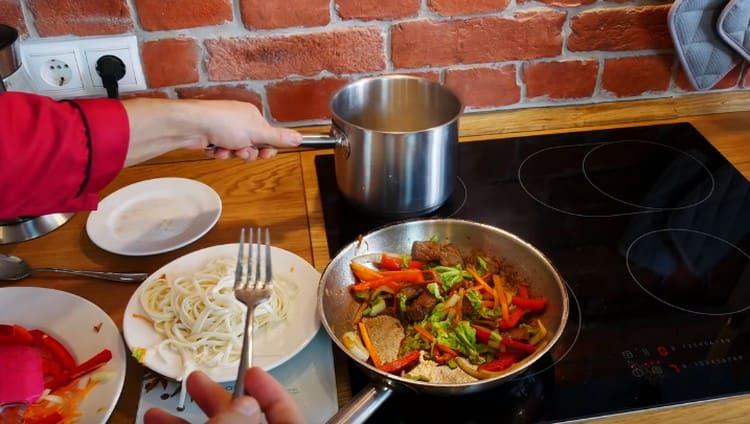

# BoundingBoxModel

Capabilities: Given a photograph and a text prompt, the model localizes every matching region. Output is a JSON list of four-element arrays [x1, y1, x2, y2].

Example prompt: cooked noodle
[[139, 257, 297, 370]]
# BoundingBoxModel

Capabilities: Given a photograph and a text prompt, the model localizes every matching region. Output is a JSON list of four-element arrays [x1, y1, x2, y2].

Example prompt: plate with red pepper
[[0, 287, 126, 424]]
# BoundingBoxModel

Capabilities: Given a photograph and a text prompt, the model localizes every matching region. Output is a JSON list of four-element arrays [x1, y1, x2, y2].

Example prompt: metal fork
[[232, 227, 273, 399]]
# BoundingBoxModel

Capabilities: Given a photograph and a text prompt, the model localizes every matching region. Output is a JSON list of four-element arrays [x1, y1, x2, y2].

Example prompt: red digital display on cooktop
[[315, 123, 750, 423]]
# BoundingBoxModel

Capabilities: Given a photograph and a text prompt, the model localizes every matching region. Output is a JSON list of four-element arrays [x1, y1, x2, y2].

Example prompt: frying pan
[[318, 219, 569, 423]]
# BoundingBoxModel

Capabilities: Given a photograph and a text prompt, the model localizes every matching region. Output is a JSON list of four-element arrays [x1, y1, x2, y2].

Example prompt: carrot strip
[[353, 299, 369, 325], [132, 313, 154, 325], [436, 343, 458, 356], [468, 266, 494, 295], [358, 322, 382, 368], [351, 262, 383, 282], [493, 275, 510, 322], [414, 324, 435, 343]]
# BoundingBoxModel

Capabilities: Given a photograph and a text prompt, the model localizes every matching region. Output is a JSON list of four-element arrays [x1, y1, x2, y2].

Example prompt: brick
[[176, 85, 262, 110], [445, 66, 519, 108], [242, 0, 329, 29], [267, 78, 349, 122], [120, 90, 169, 99], [675, 65, 742, 91], [602, 55, 673, 97], [206, 28, 384, 81], [337, 0, 420, 20], [28, 0, 131, 36], [0, 0, 26, 35], [524, 59, 598, 100], [135, 0, 231, 31], [568, 6, 672, 52], [142, 38, 200, 88], [391, 11, 565, 69], [428, 0, 510, 16], [519, 0, 594, 6]]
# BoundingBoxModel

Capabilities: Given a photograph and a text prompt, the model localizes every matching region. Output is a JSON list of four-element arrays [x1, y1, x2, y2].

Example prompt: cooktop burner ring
[[511, 279, 582, 381], [517, 143, 648, 218], [626, 228, 750, 316], [441, 175, 467, 218], [582, 140, 715, 212]]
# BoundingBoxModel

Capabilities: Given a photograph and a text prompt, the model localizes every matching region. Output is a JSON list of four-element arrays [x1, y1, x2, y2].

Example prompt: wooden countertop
[[2, 110, 749, 423]]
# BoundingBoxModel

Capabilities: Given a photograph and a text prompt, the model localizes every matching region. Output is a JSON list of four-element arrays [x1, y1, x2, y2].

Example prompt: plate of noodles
[[122, 243, 321, 383]]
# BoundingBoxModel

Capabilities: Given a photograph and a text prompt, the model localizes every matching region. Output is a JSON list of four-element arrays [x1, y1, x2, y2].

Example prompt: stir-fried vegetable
[[347, 241, 550, 380]]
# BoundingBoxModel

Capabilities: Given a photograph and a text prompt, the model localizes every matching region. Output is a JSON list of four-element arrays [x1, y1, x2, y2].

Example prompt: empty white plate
[[86, 178, 221, 256]]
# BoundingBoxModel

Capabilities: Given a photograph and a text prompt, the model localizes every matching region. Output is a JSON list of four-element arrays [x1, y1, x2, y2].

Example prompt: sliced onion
[[342, 331, 370, 362], [445, 293, 461, 308], [455, 357, 505, 380]]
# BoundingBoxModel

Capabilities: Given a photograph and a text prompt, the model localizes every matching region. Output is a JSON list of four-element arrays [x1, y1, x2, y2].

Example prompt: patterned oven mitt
[[717, 0, 750, 61], [669, 0, 742, 90]]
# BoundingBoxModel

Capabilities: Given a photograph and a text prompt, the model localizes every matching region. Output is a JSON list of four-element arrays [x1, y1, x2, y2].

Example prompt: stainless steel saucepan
[[318, 219, 570, 423], [301, 75, 463, 217]]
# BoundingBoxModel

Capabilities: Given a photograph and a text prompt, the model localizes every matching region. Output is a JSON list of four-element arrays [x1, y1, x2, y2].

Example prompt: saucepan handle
[[326, 384, 392, 424], [300, 134, 339, 148]]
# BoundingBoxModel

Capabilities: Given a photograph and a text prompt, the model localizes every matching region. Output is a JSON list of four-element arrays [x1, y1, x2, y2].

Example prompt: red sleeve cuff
[[72, 98, 130, 197]]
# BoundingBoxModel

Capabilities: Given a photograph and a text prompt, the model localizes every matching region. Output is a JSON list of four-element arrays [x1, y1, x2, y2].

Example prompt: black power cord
[[96, 55, 126, 99]]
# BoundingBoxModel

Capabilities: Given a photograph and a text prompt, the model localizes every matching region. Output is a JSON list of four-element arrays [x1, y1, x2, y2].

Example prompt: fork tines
[[234, 227, 272, 290]]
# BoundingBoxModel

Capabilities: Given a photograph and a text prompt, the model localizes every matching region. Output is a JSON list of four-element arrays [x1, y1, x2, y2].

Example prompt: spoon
[[0, 253, 148, 283]]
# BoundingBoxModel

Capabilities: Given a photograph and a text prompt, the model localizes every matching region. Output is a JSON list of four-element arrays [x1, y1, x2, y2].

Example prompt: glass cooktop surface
[[314, 123, 750, 423]]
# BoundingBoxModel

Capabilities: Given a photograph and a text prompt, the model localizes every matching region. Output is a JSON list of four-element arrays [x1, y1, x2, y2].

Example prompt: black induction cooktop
[[314, 123, 750, 423]]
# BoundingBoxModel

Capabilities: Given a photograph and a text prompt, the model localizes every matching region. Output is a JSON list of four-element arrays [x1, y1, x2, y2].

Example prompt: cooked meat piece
[[362, 315, 405, 363], [439, 244, 464, 267], [399, 286, 423, 301], [405, 292, 438, 321], [412, 241, 441, 263], [505, 326, 531, 342], [461, 296, 474, 316], [405, 353, 476, 383]]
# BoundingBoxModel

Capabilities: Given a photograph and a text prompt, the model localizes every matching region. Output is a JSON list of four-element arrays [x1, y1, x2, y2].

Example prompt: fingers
[[186, 371, 231, 417], [255, 125, 303, 149], [143, 408, 189, 424], [207, 397, 263, 424], [244, 367, 304, 424], [235, 147, 259, 162], [258, 148, 277, 160]]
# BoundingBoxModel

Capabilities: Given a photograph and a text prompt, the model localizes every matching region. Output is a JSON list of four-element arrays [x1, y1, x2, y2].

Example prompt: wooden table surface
[[2, 111, 749, 423]]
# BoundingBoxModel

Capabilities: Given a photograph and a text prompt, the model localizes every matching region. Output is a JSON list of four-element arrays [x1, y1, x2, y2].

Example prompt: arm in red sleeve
[[0, 92, 129, 219]]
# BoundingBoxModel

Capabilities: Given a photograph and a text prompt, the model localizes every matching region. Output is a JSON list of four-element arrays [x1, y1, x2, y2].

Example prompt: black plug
[[96, 55, 126, 99]]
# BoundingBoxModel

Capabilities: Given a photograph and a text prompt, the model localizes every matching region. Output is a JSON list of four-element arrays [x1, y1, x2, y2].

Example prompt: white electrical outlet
[[20, 35, 147, 99]]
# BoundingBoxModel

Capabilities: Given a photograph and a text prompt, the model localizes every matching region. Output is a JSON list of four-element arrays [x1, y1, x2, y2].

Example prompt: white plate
[[122, 243, 321, 382], [0, 287, 127, 424], [86, 178, 222, 256]]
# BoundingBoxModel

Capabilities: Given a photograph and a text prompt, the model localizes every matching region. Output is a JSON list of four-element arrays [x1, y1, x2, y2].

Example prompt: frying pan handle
[[326, 384, 392, 424]]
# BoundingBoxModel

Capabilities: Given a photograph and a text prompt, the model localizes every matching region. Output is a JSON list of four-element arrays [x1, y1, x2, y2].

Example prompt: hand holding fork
[[233, 227, 273, 399]]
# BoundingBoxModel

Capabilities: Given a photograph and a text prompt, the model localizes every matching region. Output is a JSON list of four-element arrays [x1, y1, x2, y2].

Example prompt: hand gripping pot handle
[[300, 125, 349, 156]]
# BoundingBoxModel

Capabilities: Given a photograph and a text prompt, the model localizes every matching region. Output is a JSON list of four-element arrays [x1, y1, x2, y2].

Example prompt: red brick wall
[[2, 0, 748, 124]]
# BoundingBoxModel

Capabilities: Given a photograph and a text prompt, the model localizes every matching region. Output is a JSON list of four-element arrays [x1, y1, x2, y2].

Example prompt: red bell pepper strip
[[378, 254, 402, 271], [498, 308, 526, 330], [502, 338, 537, 354], [518, 285, 529, 299], [380, 351, 421, 374], [433, 345, 457, 364], [30, 329, 76, 370], [0, 324, 34, 345], [472, 325, 492, 345], [46, 348, 113, 390], [478, 352, 520, 372], [407, 260, 424, 269], [512, 296, 547, 311]]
